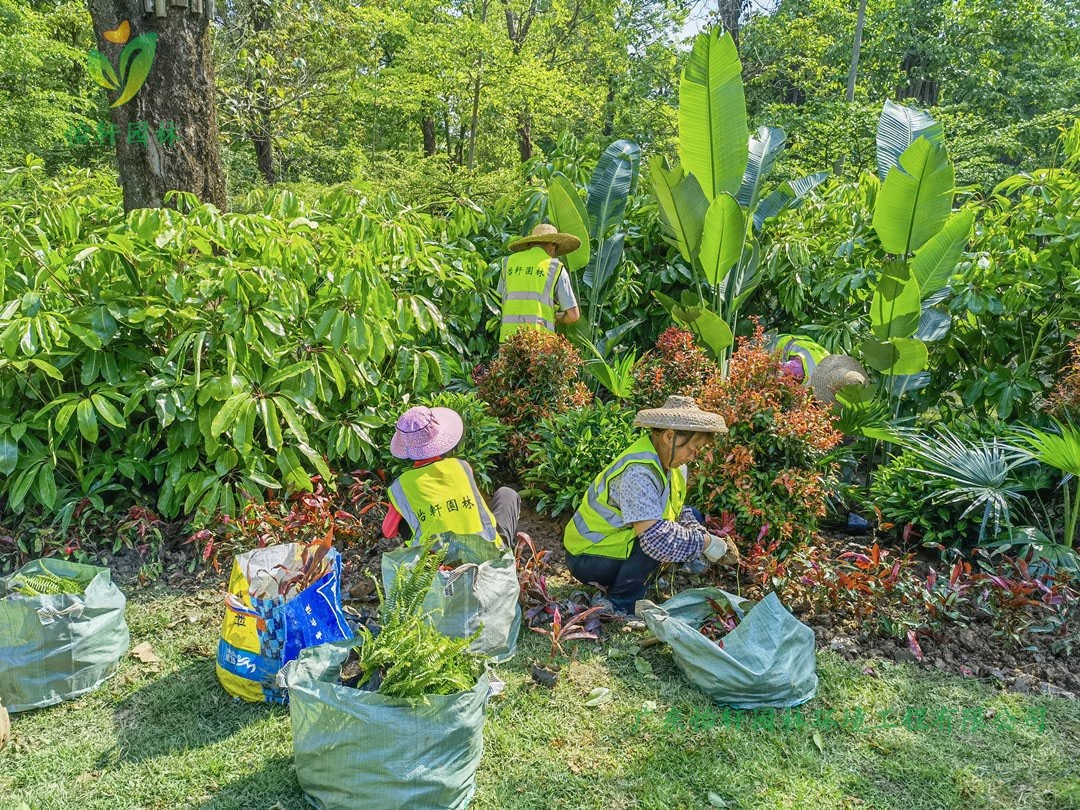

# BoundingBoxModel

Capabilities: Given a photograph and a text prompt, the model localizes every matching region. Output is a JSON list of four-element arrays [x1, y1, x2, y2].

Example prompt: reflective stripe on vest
[[773, 334, 829, 387], [499, 247, 560, 342], [388, 459, 499, 545], [562, 434, 687, 559]]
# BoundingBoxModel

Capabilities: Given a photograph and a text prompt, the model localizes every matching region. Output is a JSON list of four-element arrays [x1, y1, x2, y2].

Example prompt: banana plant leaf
[[870, 258, 921, 340], [587, 140, 640, 240], [718, 239, 761, 309], [649, 156, 708, 265], [736, 126, 786, 209], [884, 372, 931, 396], [860, 337, 929, 375], [876, 99, 944, 180], [699, 193, 744, 286], [754, 171, 831, 230], [583, 234, 626, 294], [872, 137, 954, 255], [546, 173, 591, 272], [910, 209, 973, 298], [597, 318, 645, 358], [913, 307, 951, 341], [678, 28, 748, 200], [653, 291, 733, 357]]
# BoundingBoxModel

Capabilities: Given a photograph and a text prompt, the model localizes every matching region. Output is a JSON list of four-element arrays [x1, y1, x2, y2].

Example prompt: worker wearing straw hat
[[772, 334, 871, 406], [497, 223, 581, 342], [563, 395, 740, 617], [383, 405, 520, 549]]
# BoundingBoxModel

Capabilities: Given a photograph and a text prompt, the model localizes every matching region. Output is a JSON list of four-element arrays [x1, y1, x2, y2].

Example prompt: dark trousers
[[565, 542, 661, 614], [564, 506, 705, 613], [398, 486, 519, 546]]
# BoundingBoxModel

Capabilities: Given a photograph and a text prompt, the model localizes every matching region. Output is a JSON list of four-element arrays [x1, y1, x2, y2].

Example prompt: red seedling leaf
[[906, 629, 923, 661]]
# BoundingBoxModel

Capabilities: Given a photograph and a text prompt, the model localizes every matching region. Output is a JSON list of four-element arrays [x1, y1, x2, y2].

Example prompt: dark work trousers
[[399, 486, 520, 547], [563, 506, 705, 614]]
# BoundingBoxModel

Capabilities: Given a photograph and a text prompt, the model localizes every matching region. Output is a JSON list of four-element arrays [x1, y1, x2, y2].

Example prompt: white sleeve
[[553, 268, 578, 311]]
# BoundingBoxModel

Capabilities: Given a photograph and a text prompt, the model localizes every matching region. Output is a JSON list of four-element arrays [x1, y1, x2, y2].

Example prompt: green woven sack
[[0, 559, 129, 712]]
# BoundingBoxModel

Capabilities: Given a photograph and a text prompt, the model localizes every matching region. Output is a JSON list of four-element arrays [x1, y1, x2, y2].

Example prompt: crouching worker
[[772, 333, 870, 406], [383, 405, 520, 548], [562, 395, 739, 617]]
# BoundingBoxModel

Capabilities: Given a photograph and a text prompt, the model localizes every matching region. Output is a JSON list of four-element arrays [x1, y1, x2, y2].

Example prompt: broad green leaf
[[719, 239, 761, 308], [870, 259, 921, 340], [10, 463, 38, 511], [112, 33, 157, 107], [87, 50, 119, 90], [546, 173, 591, 271], [0, 437, 16, 476], [876, 100, 944, 180], [584, 234, 625, 294], [259, 398, 283, 450], [297, 441, 331, 480], [654, 292, 733, 357], [754, 171, 830, 229], [586, 139, 640, 239], [55, 401, 77, 436], [914, 307, 951, 341], [277, 447, 311, 491], [76, 398, 98, 443], [911, 209, 973, 298], [860, 338, 928, 375], [211, 392, 249, 437], [648, 156, 708, 265], [736, 125, 786, 209], [275, 397, 309, 444], [699, 193, 744, 286], [30, 358, 64, 381], [872, 137, 955, 255], [678, 28, 748, 199], [36, 464, 57, 509], [91, 393, 126, 428]]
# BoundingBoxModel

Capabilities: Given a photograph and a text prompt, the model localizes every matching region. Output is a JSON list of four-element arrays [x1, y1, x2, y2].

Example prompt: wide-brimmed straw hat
[[389, 405, 464, 460], [507, 223, 581, 257], [811, 355, 870, 406], [633, 395, 728, 433]]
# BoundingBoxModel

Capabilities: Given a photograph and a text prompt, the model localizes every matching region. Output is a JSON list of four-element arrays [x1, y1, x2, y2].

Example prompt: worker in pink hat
[[382, 404, 519, 548]]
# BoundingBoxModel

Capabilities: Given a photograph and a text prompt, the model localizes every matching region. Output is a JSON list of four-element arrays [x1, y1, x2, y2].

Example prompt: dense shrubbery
[[630, 327, 718, 411], [519, 402, 637, 518], [694, 325, 842, 546]]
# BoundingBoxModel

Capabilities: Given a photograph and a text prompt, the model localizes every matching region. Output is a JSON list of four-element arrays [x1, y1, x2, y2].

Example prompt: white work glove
[[702, 534, 739, 565]]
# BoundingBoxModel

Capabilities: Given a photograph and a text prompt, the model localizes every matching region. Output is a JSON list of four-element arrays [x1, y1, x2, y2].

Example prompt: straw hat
[[507, 223, 581, 257], [389, 405, 464, 460], [633, 395, 728, 433], [811, 355, 870, 406]]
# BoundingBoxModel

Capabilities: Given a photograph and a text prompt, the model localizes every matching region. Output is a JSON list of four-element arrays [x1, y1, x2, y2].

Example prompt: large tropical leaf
[[910, 209, 973, 298], [583, 233, 626, 294], [876, 99, 944, 180], [860, 337, 928, 375], [698, 193, 744, 285], [872, 137, 954, 255], [753, 171, 830, 229], [736, 126, 786, 209], [718, 238, 761, 308], [546, 173, 591, 272], [653, 291, 733, 357], [597, 318, 645, 358], [586, 139, 640, 240], [648, 156, 708, 265], [870, 258, 921, 340], [678, 29, 748, 200], [913, 306, 951, 341]]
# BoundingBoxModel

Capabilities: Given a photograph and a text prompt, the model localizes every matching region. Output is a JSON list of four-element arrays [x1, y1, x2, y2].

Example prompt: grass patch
[[1, 585, 1078, 810]]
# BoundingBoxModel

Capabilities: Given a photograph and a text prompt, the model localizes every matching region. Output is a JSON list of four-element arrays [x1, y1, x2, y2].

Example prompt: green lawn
[[2, 585, 1079, 810]]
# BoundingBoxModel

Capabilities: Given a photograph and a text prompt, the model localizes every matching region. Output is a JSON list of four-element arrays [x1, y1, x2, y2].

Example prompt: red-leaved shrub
[[693, 323, 842, 546], [631, 326, 719, 410]]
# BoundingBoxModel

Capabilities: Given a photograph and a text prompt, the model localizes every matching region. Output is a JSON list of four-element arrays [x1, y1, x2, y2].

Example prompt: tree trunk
[[602, 77, 615, 138], [421, 114, 437, 156], [516, 110, 532, 163], [86, 0, 225, 211], [844, 0, 868, 103], [248, 0, 275, 184], [250, 117, 275, 184], [718, 0, 742, 51]]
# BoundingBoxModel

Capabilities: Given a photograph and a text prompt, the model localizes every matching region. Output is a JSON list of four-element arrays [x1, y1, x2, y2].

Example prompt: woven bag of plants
[[637, 587, 818, 709], [381, 533, 522, 662], [285, 640, 492, 810], [0, 559, 129, 713]]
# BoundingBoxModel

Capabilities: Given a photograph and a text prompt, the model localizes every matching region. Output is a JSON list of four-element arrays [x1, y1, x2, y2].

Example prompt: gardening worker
[[772, 333, 871, 406], [383, 404, 520, 549], [497, 222, 581, 342], [562, 395, 739, 617]]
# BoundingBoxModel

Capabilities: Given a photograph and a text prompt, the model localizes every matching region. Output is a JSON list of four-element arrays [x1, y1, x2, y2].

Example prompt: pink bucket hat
[[389, 406, 464, 460]]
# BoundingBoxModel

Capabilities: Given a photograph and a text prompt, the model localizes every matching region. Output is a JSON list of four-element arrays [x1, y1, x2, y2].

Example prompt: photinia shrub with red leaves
[[1046, 337, 1080, 418], [693, 323, 842, 547], [474, 328, 592, 429], [630, 326, 719, 411]]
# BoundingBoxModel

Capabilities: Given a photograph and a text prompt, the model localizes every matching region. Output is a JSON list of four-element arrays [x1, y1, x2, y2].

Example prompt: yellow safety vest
[[499, 246, 561, 343], [388, 459, 500, 546], [563, 434, 686, 559], [772, 333, 830, 387]]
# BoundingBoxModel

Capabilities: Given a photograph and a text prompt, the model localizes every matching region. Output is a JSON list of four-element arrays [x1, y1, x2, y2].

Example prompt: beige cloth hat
[[633, 395, 728, 433], [811, 354, 871, 406], [508, 223, 582, 257]]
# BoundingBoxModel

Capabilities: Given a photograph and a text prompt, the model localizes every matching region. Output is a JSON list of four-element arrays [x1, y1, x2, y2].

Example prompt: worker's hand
[[702, 533, 729, 563], [721, 538, 740, 566]]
